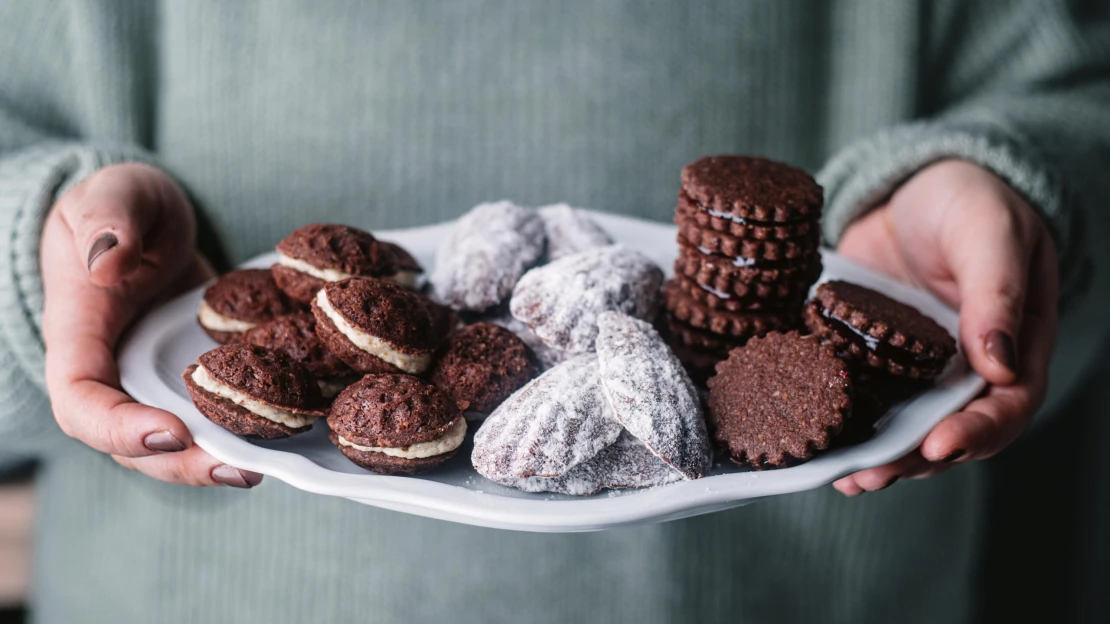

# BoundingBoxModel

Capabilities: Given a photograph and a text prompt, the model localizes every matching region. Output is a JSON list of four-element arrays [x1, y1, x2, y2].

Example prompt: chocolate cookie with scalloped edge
[[707, 331, 851, 468], [681, 155, 823, 224], [803, 280, 956, 379]]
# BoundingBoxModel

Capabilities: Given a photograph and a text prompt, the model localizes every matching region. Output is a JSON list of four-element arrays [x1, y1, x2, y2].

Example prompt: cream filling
[[191, 365, 316, 428], [277, 253, 419, 288], [197, 300, 255, 333], [336, 417, 466, 459], [315, 290, 433, 374]]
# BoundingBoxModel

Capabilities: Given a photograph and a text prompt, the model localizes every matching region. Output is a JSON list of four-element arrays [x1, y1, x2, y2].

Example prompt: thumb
[[947, 208, 1029, 386], [57, 164, 161, 288]]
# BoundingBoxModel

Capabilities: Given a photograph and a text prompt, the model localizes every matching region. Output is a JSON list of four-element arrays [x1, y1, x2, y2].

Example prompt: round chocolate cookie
[[681, 155, 823, 224], [675, 211, 820, 260], [671, 274, 810, 313], [663, 280, 799, 337], [241, 312, 356, 398], [197, 269, 300, 344], [675, 191, 816, 240], [803, 280, 957, 379], [182, 344, 327, 439], [272, 223, 423, 304], [311, 277, 450, 375], [431, 322, 539, 414], [707, 331, 851, 468], [327, 374, 466, 475]]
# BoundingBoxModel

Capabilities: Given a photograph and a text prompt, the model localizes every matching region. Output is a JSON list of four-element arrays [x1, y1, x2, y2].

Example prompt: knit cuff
[[0, 142, 154, 441], [817, 118, 1070, 267]]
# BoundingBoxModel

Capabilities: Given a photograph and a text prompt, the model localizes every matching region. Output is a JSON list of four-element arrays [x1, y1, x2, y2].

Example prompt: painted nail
[[87, 233, 118, 270], [984, 329, 1017, 374], [143, 430, 186, 453], [878, 475, 900, 491], [943, 449, 966, 463], [211, 465, 263, 489]]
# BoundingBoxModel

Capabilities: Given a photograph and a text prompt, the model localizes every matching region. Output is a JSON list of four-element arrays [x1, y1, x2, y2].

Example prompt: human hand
[[42, 163, 263, 488], [832, 160, 1058, 495]]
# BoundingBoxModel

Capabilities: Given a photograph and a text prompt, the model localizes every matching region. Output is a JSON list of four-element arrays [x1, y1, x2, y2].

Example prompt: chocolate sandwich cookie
[[676, 210, 820, 260], [674, 238, 823, 299], [681, 155, 823, 226], [675, 191, 816, 240], [431, 323, 538, 415], [803, 280, 957, 379], [664, 280, 798, 337], [241, 312, 356, 398], [327, 374, 466, 475], [671, 274, 809, 313], [707, 331, 851, 468], [183, 344, 327, 439], [311, 277, 449, 375], [197, 269, 299, 344], [272, 223, 422, 304]]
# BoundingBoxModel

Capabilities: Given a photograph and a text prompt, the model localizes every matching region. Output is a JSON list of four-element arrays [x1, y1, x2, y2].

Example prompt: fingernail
[[985, 329, 1017, 374], [211, 465, 263, 489], [943, 449, 966, 463], [143, 430, 186, 453], [87, 233, 118, 270], [878, 475, 900, 491]]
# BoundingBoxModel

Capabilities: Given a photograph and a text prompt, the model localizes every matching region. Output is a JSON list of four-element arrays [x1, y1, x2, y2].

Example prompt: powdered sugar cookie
[[537, 203, 612, 261], [471, 354, 623, 480], [509, 245, 663, 353], [430, 201, 545, 311], [504, 431, 684, 496], [595, 312, 711, 479]]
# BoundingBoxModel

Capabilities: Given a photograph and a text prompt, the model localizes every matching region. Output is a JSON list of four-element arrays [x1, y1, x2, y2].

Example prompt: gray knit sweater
[[2, 1, 1109, 623]]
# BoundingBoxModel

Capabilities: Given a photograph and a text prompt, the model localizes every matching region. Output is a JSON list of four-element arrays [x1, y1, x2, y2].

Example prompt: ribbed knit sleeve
[[818, 0, 1110, 302], [0, 141, 153, 450]]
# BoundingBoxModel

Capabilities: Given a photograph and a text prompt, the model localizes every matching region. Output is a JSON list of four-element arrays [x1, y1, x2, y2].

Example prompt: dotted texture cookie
[[183, 344, 326, 439], [272, 223, 422, 303], [804, 280, 957, 379], [327, 374, 464, 475], [510, 245, 664, 353], [431, 323, 539, 413], [430, 201, 546, 311], [707, 331, 851, 468], [198, 269, 299, 344], [664, 280, 798, 337]]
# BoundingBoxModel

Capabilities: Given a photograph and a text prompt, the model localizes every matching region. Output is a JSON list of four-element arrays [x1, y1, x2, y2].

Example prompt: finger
[[834, 450, 932, 495], [56, 167, 159, 288], [114, 447, 263, 488], [919, 388, 1034, 462], [47, 328, 194, 458], [945, 206, 1030, 386]]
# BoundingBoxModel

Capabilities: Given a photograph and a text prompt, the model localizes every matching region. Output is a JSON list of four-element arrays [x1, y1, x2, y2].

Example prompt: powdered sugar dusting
[[472, 355, 623, 480], [487, 314, 572, 370], [538, 203, 613, 261], [595, 312, 712, 479], [509, 245, 664, 353], [504, 431, 684, 495], [430, 201, 545, 311]]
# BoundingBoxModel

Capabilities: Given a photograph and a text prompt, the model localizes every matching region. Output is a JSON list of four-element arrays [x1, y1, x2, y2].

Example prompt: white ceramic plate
[[119, 212, 983, 533]]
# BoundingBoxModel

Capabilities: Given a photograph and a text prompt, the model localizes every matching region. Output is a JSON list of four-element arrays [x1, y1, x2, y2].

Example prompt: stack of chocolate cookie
[[664, 155, 824, 371]]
